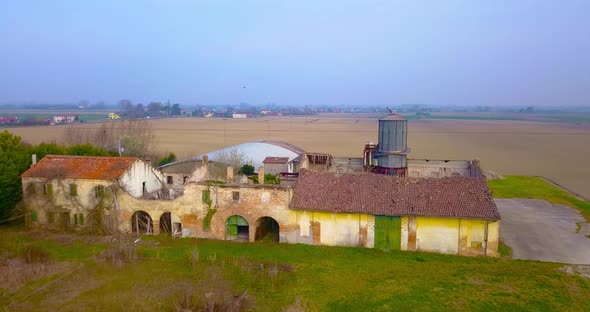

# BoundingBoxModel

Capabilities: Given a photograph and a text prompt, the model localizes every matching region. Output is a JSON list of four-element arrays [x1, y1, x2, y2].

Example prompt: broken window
[[70, 184, 77, 197], [142, 181, 147, 195], [167, 176, 173, 184], [44, 183, 53, 196], [95, 185, 105, 198], [183, 176, 188, 184], [232, 191, 240, 201]]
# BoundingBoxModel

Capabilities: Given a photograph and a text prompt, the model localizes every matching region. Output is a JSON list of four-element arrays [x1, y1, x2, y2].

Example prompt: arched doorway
[[255, 217, 280, 242], [160, 212, 172, 234], [226, 215, 249, 241], [159, 212, 182, 236], [131, 211, 153, 234]]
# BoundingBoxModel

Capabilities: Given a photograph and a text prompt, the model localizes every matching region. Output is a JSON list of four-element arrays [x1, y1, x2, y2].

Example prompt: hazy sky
[[1, 1, 589, 106]]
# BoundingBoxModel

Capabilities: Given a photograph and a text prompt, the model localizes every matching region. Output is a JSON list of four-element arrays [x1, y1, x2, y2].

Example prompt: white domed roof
[[202, 140, 305, 169]]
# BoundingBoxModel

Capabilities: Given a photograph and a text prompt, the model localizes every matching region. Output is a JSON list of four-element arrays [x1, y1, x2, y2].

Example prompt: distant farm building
[[232, 113, 248, 119], [52, 114, 78, 124], [108, 112, 121, 119], [0, 116, 19, 125], [262, 157, 289, 175]]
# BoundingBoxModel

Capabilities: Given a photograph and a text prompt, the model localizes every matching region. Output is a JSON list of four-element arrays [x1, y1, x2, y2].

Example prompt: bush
[[239, 164, 255, 175]]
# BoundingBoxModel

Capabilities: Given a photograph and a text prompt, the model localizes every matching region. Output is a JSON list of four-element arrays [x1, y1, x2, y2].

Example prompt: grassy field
[[488, 176, 590, 221], [5, 115, 590, 198], [1, 228, 589, 311]]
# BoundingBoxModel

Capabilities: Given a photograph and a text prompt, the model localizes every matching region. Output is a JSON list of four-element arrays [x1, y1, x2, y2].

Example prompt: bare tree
[[210, 148, 252, 172], [61, 119, 156, 159]]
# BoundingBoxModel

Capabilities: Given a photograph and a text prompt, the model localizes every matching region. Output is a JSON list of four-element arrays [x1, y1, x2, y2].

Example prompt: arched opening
[[131, 211, 153, 234], [255, 217, 280, 242], [226, 215, 249, 242], [160, 212, 172, 234], [159, 212, 183, 236]]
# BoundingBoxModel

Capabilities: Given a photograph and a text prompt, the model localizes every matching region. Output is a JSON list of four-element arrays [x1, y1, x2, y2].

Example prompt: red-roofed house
[[22, 155, 164, 230]]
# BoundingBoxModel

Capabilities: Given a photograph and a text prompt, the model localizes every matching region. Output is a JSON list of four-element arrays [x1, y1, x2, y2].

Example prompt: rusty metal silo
[[373, 113, 410, 176]]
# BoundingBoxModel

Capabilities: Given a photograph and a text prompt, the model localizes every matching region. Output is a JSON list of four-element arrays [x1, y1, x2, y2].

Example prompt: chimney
[[202, 155, 209, 165], [32, 154, 37, 167], [227, 166, 234, 182], [258, 166, 265, 185]]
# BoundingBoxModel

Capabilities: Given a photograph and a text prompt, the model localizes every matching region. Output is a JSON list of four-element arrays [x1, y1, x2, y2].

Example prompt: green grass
[[498, 242, 513, 258], [1, 229, 589, 311], [488, 176, 590, 221]]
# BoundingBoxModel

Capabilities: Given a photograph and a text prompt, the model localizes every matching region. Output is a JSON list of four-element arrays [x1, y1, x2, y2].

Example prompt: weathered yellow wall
[[416, 217, 460, 254], [289, 210, 374, 247], [414, 217, 500, 256]]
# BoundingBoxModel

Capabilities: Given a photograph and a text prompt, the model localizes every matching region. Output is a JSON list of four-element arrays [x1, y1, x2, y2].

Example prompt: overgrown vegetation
[[0, 131, 113, 223], [157, 152, 176, 167], [498, 242, 513, 258], [1, 228, 589, 311], [488, 176, 590, 220]]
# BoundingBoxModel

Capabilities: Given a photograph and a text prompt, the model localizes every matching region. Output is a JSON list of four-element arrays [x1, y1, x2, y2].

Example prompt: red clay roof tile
[[290, 170, 500, 220], [21, 155, 138, 180]]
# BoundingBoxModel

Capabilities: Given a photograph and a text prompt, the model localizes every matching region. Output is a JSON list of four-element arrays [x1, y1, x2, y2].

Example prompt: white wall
[[119, 160, 164, 198]]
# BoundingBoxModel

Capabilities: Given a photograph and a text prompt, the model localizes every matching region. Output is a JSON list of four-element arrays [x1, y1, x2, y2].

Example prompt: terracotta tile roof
[[22, 155, 138, 180], [290, 170, 500, 220], [263, 157, 290, 164]]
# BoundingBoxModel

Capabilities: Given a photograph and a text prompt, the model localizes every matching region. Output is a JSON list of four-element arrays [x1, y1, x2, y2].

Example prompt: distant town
[[2, 100, 590, 126]]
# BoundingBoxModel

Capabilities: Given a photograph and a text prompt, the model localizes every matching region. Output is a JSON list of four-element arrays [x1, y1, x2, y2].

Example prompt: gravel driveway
[[495, 198, 590, 264]]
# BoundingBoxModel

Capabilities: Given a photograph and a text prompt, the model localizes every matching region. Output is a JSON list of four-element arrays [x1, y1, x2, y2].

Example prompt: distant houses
[[52, 114, 79, 125], [0, 116, 19, 125]]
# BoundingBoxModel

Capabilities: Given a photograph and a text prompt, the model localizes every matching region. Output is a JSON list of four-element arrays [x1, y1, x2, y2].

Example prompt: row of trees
[[0, 131, 114, 222], [118, 100, 182, 119]]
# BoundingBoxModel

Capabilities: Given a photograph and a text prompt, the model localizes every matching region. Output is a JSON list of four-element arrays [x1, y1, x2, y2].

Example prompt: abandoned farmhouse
[[21, 114, 501, 257]]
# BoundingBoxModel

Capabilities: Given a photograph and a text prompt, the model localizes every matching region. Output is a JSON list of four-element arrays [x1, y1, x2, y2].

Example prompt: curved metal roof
[[201, 140, 305, 169]]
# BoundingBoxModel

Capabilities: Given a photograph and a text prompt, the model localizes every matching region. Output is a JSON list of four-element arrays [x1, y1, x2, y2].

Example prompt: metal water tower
[[373, 112, 410, 176]]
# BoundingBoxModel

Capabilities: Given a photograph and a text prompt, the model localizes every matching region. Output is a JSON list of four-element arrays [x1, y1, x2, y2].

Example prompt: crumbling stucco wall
[[119, 160, 165, 198], [288, 210, 374, 247], [400, 215, 499, 257], [204, 185, 293, 242], [22, 177, 115, 228], [407, 160, 472, 178]]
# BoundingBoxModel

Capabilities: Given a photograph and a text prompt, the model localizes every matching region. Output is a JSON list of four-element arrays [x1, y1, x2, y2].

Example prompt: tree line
[[118, 99, 182, 119], [0, 130, 114, 223]]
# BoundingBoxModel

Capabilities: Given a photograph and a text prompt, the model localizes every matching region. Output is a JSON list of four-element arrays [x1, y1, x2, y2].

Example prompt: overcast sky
[[1, 1, 589, 107]]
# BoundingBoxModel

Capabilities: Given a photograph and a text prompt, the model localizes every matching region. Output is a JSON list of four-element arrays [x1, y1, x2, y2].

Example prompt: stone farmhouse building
[[21, 114, 501, 257]]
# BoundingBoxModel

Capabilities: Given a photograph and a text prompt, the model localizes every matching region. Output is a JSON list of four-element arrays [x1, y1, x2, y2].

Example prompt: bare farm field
[[6, 115, 590, 198]]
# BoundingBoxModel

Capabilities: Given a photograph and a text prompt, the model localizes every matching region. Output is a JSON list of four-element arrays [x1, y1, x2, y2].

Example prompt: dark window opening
[[232, 191, 240, 201], [95, 185, 105, 198], [69, 184, 77, 197], [142, 182, 147, 195], [167, 176, 173, 184]]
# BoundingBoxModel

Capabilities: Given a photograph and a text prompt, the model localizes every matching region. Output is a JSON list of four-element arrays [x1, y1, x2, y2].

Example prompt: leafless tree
[[210, 148, 252, 172]]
